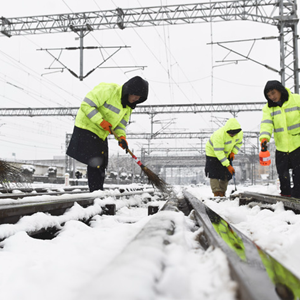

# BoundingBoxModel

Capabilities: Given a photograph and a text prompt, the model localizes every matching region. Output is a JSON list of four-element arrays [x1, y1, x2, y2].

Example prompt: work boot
[[213, 191, 221, 197], [219, 192, 225, 197]]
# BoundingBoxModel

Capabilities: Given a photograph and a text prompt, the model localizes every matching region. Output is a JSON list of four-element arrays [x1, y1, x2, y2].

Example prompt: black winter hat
[[121, 76, 149, 109], [227, 129, 241, 135], [264, 80, 289, 107]]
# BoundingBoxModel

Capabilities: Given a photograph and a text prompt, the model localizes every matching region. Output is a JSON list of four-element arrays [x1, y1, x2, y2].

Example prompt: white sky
[[0, 183, 299, 300], [0, 0, 294, 160]]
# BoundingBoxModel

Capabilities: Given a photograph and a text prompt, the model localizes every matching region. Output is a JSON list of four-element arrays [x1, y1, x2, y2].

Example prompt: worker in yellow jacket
[[260, 80, 300, 198], [67, 76, 149, 192], [205, 118, 243, 197]]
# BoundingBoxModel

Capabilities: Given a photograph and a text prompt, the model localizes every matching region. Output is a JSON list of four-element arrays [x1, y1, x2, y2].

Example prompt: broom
[[110, 128, 170, 194], [0, 159, 25, 190]]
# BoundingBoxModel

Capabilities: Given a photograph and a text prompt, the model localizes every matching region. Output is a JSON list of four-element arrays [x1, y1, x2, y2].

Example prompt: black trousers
[[66, 126, 109, 192], [87, 165, 106, 192], [205, 155, 232, 181], [276, 147, 300, 198]]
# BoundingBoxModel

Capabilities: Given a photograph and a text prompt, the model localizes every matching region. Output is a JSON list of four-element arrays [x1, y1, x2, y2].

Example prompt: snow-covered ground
[[0, 182, 299, 300]]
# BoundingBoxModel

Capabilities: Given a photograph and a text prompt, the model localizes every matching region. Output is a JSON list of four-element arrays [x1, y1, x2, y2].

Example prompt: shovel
[[232, 173, 237, 194], [229, 158, 237, 194]]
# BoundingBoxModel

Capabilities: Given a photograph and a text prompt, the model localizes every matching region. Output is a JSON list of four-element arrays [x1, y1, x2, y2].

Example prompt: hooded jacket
[[74, 76, 149, 140], [121, 76, 149, 109], [263, 80, 289, 108], [205, 118, 243, 167], [260, 80, 300, 152]]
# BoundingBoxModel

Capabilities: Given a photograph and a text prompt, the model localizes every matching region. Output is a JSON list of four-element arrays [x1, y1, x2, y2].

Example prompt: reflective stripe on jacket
[[260, 88, 300, 152], [205, 118, 243, 167], [75, 82, 132, 140]]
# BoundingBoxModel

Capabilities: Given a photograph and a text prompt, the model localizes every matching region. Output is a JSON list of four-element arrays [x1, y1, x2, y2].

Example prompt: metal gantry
[[121, 130, 259, 140], [64, 130, 259, 141], [1, 0, 298, 90], [0, 2, 290, 34], [63, 131, 260, 174], [0, 102, 265, 117]]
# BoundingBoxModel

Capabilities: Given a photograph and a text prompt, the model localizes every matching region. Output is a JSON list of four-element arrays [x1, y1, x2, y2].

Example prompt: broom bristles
[[0, 159, 26, 190], [142, 166, 171, 194]]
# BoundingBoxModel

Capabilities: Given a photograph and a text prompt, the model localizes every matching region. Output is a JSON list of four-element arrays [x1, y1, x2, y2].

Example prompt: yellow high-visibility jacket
[[205, 118, 243, 167], [260, 88, 300, 152], [75, 82, 132, 140]]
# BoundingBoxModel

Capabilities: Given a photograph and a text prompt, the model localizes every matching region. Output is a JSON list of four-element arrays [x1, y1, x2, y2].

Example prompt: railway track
[[0, 185, 156, 240], [0, 184, 148, 200], [0, 187, 299, 299]]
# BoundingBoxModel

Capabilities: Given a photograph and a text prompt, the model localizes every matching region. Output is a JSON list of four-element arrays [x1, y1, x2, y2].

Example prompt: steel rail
[[0, 187, 155, 225], [0, 185, 89, 195], [231, 191, 300, 213], [0, 186, 151, 200], [182, 190, 300, 300]]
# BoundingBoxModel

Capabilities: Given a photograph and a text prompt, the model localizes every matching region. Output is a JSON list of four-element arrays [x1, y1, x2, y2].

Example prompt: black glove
[[261, 138, 268, 152], [118, 136, 128, 152]]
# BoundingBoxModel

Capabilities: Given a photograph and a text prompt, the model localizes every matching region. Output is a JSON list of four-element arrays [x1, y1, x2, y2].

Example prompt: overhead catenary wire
[[0, 34, 83, 157], [0, 138, 62, 151], [0, 46, 82, 106], [136, 0, 203, 104], [132, 28, 196, 105], [0, 75, 66, 108]]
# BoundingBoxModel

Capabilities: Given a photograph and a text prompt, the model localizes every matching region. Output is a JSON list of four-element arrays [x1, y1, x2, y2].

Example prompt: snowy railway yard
[[0, 183, 299, 300]]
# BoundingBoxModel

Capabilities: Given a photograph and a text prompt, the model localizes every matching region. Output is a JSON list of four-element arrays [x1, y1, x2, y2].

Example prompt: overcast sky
[[0, 0, 291, 161]]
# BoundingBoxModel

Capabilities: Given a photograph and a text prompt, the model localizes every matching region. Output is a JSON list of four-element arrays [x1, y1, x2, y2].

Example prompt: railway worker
[[66, 76, 149, 192], [205, 118, 243, 197], [259, 80, 300, 199]]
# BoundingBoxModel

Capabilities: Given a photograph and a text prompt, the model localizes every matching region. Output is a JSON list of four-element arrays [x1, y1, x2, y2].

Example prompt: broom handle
[[110, 128, 145, 168]]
